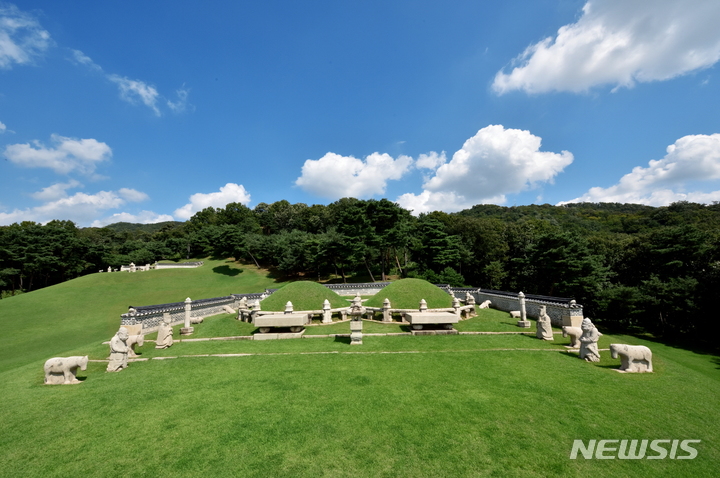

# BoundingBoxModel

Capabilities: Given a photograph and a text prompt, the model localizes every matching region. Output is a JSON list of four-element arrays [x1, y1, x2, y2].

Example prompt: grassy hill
[[364, 278, 453, 309], [260, 281, 348, 311], [0, 259, 275, 374], [0, 267, 719, 476]]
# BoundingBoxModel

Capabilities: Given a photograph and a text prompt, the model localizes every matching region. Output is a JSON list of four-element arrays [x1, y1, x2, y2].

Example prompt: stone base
[[44, 374, 82, 385], [516, 320, 531, 328], [180, 327, 194, 335], [253, 329, 306, 340], [411, 328, 459, 336]]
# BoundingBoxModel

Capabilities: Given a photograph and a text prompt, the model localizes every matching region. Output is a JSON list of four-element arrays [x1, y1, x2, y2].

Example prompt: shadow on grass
[[558, 350, 582, 361], [334, 335, 351, 345], [613, 330, 720, 362], [212, 265, 243, 277]]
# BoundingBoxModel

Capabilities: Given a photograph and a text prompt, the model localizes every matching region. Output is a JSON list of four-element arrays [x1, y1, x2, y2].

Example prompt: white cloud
[[396, 190, 490, 215], [0, 4, 51, 69], [0, 121, 5, 133], [167, 86, 190, 113], [295, 152, 413, 199], [561, 133, 720, 206], [69, 48, 189, 116], [30, 179, 82, 201], [118, 188, 149, 202], [0, 188, 149, 226], [69, 48, 102, 71], [415, 151, 447, 170], [108, 74, 161, 116], [174, 183, 252, 220], [397, 125, 573, 214], [3, 134, 112, 175], [91, 211, 174, 227], [493, 0, 720, 94]]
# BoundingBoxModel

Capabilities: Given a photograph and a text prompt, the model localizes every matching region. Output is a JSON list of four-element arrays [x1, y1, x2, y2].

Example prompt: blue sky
[[2, 0, 720, 226]]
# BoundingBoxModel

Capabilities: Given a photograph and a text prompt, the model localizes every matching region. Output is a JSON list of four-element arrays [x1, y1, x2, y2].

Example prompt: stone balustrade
[[120, 283, 583, 332]]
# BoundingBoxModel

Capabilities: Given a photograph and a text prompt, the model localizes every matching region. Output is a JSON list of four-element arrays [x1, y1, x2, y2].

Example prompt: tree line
[[2, 198, 719, 347]]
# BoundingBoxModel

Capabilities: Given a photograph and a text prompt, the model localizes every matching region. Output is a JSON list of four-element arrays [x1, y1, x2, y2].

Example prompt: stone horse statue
[[610, 344, 653, 373], [561, 326, 582, 348], [44, 356, 89, 384]]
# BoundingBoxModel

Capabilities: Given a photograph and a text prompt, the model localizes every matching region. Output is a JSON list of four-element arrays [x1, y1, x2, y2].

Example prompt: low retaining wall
[[323, 282, 391, 296], [447, 288, 583, 327], [155, 261, 204, 269], [121, 295, 238, 333]]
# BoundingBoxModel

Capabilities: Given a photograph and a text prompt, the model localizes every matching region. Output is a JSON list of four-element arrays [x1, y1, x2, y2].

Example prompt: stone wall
[[155, 261, 204, 269], [121, 295, 236, 333], [322, 282, 391, 297], [447, 287, 583, 327]]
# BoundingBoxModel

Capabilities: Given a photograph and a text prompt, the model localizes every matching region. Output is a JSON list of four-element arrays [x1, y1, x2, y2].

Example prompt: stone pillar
[[181, 297, 194, 335], [322, 299, 332, 323], [452, 297, 461, 317], [561, 300, 583, 327], [517, 291, 530, 328], [238, 297, 248, 321], [419, 299, 428, 312], [350, 319, 363, 345], [465, 292, 477, 317], [285, 301, 293, 314], [382, 298, 392, 322]]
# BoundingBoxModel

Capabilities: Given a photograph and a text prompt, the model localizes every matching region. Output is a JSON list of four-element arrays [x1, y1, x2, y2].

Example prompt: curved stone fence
[[122, 295, 239, 333], [119, 282, 583, 333], [322, 282, 391, 296], [447, 288, 583, 327], [155, 261, 204, 269]]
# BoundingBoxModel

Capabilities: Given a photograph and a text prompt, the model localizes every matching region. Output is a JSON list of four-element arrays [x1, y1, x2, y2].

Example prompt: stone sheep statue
[[478, 300, 492, 309], [610, 344, 653, 373], [510, 311, 521, 319], [44, 356, 88, 385], [562, 326, 582, 348]]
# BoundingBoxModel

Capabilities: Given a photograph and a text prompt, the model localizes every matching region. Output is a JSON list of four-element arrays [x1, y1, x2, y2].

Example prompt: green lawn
[[260, 281, 349, 311], [0, 265, 718, 477], [0, 259, 275, 374]]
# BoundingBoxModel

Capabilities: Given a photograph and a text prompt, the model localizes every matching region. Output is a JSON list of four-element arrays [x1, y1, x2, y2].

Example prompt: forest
[[2, 198, 719, 348]]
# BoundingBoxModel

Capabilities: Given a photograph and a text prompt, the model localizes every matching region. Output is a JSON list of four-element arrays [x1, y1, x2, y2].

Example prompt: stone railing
[[119, 282, 582, 333], [155, 261, 204, 269], [447, 287, 583, 327]]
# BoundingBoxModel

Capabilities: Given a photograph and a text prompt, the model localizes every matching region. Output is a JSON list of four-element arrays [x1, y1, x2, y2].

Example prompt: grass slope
[[260, 281, 348, 311], [1, 270, 719, 477], [0, 259, 276, 374], [0, 334, 718, 477], [364, 278, 453, 309]]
